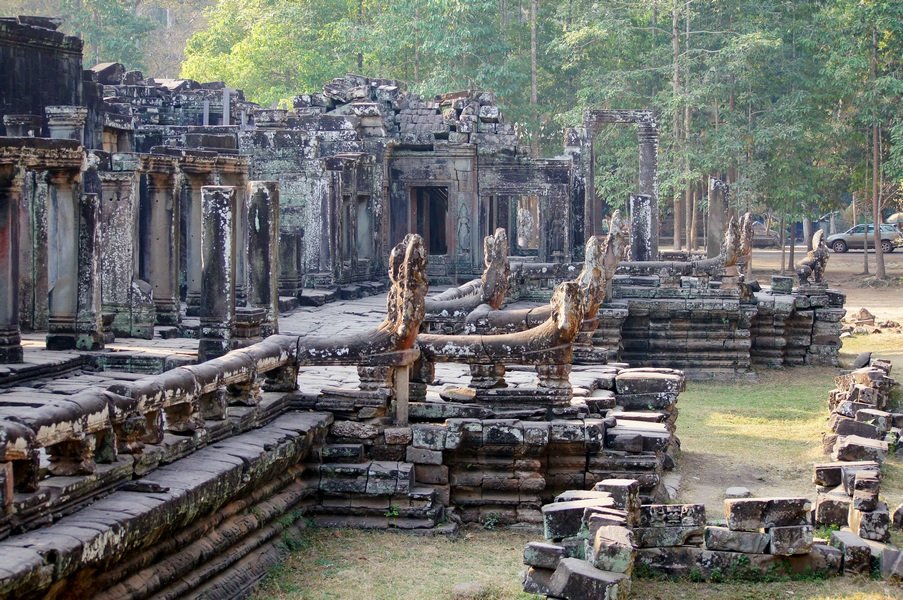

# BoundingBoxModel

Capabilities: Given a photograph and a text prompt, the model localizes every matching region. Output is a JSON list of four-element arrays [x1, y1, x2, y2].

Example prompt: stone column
[[3, 115, 41, 138], [247, 181, 280, 335], [183, 170, 213, 316], [100, 171, 139, 336], [0, 165, 23, 362], [46, 172, 103, 349], [45, 106, 88, 145], [74, 193, 103, 349], [637, 121, 659, 259], [707, 178, 728, 259], [198, 186, 235, 362], [629, 193, 653, 262], [142, 159, 181, 326], [279, 229, 303, 298]]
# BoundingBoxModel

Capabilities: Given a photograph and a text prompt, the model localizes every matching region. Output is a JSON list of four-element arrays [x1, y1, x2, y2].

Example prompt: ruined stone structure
[[0, 15, 867, 600]]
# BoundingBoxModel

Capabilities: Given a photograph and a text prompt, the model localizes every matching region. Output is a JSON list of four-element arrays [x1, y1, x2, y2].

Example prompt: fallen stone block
[[639, 503, 705, 528], [589, 525, 636, 574], [768, 525, 813, 556], [830, 530, 872, 574], [832, 435, 888, 462], [893, 503, 903, 529], [813, 460, 879, 489], [855, 408, 894, 433], [814, 487, 850, 527], [828, 414, 880, 439], [542, 498, 615, 540], [849, 502, 891, 542], [522, 566, 555, 596], [523, 541, 566, 570], [724, 497, 811, 531], [704, 526, 770, 554], [548, 557, 629, 600], [555, 490, 612, 503], [591, 479, 640, 517], [632, 525, 704, 548]]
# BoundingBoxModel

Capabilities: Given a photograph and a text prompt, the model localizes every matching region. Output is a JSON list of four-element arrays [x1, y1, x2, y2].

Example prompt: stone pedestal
[[45, 106, 87, 144], [141, 158, 180, 326], [198, 186, 236, 362], [0, 165, 23, 362], [3, 114, 41, 137], [629, 194, 653, 262], [247, 181, 280, 335]]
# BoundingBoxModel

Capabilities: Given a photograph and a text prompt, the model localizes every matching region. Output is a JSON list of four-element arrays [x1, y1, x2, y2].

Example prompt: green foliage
[[385, 505, 400, 518], [481, 512, 501, 530], [175, 0, 903, 221]]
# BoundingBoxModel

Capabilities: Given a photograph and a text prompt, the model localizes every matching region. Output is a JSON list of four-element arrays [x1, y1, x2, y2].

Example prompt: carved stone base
[[0, 327, 23, 363], [469, 363, 507, 389], [154, 298, 181, 326]]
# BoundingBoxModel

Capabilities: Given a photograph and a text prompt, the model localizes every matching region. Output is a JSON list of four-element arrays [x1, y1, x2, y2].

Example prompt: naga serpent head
[[549, 281, 583, 342], [481, 227, 510, 309], [385, 233, 429, 347]]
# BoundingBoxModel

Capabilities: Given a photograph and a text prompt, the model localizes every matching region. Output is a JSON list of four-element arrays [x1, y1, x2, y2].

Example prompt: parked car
[[826, 223, 902, 253]]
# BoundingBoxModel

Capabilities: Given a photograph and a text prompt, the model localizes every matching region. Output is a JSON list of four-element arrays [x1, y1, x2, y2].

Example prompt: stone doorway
[[411, 186, 448, 255]]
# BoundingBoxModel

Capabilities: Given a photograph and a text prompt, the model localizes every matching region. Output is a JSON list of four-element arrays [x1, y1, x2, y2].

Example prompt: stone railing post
[[198, 186, 236, 362], [247, 181, 280, 335], [0, 164, 24, 362]]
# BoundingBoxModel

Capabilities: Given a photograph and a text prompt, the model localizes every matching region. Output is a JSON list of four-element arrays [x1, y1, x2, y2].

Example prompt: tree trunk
[[779, 215, 786, 272], [872, 30, 885, 279], [671, 1, 682, 251], [788, 221, 796, 272], [530, 0, 539, 158]]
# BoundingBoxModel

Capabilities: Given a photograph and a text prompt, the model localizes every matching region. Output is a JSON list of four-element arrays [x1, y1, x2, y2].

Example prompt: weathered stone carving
[[796, 229, 829, 285], [419, 281, 583, 394], [423, 228, 509, 331], [738, 212, 754, 277]]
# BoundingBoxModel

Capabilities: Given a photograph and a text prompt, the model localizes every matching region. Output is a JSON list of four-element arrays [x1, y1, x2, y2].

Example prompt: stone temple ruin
[[0, 14, 895, 600]]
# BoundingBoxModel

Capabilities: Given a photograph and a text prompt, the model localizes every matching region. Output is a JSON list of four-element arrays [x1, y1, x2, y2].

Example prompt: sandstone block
[[703, 526, 770, 554], [633, 525, 704, 548], [815, 488, 850, 527], [542, 498, 615, 540], [412, 424, 446, 450], [832, 435, 888, 462], [830, 530, 871, 574], [639, 504, 706, 528], [522, 566, 554, 596], [768, 525, 813, 556], [589, 525, 636, 574], [849, 502, 891, 542], [592, 479, 640, 516], [548, 558, 628, 600], [383, 427, 412, 445], [724, 497, 811, 531], [405, 446, 443, 465], [523, 542, 566, 570]]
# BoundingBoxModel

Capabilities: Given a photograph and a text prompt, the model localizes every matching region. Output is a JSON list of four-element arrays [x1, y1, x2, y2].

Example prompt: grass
[[253, 527, 541, 600]]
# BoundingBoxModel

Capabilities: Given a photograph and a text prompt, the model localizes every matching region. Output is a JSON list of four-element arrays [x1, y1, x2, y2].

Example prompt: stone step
[[319, 444, 366, 463], [278, 295, 299, 313]]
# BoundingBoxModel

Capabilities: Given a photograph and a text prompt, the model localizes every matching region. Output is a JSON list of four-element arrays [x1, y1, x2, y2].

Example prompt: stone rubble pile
[[520, 487, 874, 599], [823, 359, 900, 463]]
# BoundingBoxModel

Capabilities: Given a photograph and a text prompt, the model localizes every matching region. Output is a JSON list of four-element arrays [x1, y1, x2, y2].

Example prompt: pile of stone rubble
[[823, 359, 900, 464], [521, 480, 903, 600]]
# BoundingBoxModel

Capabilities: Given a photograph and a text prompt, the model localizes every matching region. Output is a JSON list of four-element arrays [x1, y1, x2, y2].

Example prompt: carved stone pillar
[[182, 170, 213, 316], [278, 229, 303, 298], [141, 157, 180, 326], [247, 181, 280, 335], [45, 106, 88, 145], [629, 193, 653, 262], [46, 170, 103, 350], [216, 161, 249, 305], [0, 165, 23, 362], [637, 121, 659, 259], [198, 186, 236, 362]]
